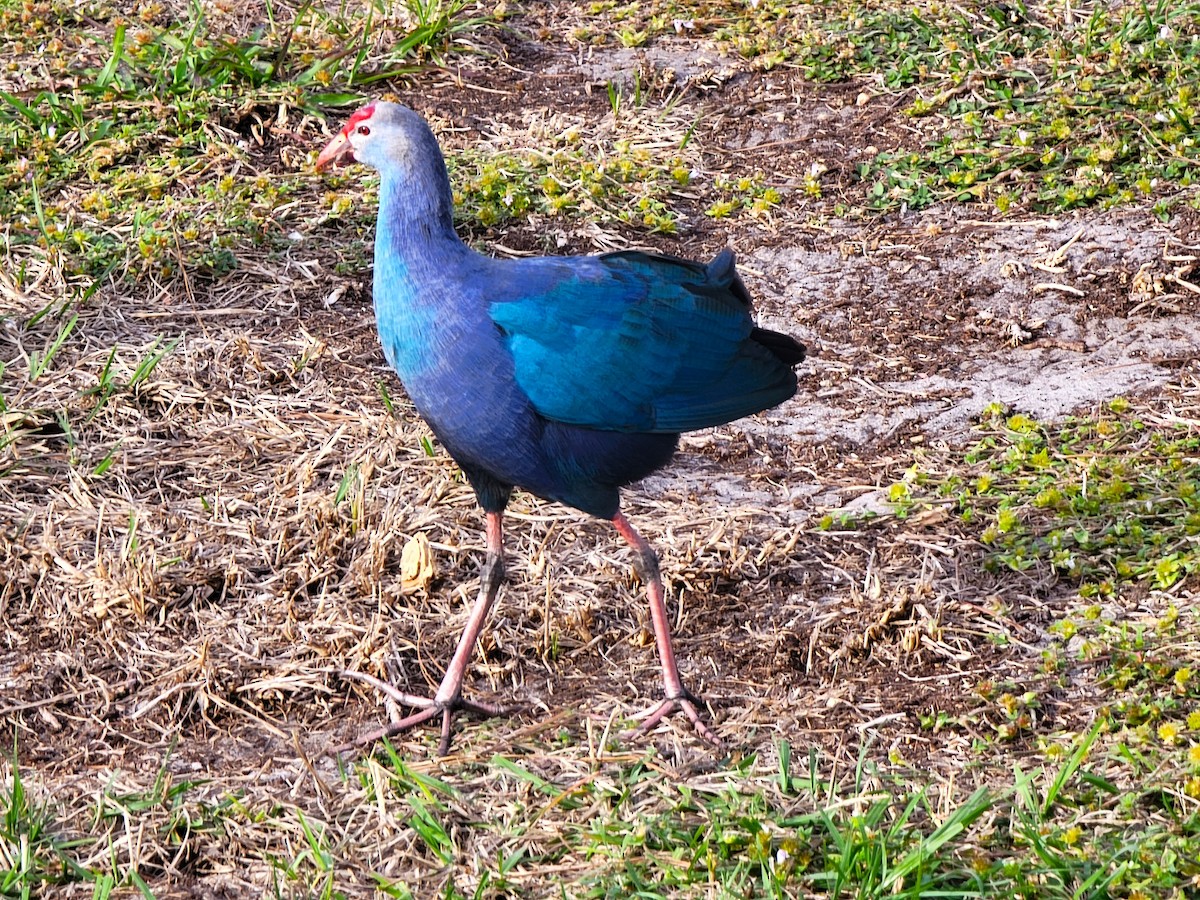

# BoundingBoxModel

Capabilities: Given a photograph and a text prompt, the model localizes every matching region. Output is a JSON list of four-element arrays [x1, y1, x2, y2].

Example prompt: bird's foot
[[627, 690, 724, 749], [335, 669, 514, 756]]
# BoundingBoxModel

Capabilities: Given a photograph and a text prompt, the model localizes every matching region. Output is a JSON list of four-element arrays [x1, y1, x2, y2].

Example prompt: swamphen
[[317, 101, 805, 754]]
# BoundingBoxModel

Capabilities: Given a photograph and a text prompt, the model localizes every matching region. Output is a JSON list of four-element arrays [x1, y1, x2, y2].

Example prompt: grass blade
[[1042, 718, 1102, 817], [29, 313, 79, 381], [883, 786, 994, 890], [95, 24, 126, 91]]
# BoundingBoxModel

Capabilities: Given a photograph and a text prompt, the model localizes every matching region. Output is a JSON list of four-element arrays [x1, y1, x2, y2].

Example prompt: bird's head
[[316, 100, 457, 233], [316, 101, 436, 174]]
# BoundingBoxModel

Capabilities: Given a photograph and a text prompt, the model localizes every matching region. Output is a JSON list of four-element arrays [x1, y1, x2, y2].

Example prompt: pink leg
[[338, 511, 513, 756], [612, 511, 722, 748]]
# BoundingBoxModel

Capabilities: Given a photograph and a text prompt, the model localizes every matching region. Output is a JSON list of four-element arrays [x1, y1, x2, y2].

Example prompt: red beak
[[316, 126, 354, 171]]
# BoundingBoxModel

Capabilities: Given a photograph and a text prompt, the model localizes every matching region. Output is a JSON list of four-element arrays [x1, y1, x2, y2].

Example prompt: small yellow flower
[[1158, 722, 1180, 744], [1175, 667, 1194, 691]]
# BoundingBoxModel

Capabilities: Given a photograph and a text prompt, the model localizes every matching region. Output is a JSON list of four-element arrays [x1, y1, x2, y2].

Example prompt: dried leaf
[[400, 532, 436, 592]]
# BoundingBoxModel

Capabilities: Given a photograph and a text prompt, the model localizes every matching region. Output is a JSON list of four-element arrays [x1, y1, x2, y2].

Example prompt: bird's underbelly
[[409, 369, 545, 481], [425, 391, 679, 517]]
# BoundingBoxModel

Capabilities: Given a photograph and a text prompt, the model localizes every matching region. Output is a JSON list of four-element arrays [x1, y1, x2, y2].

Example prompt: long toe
[[336, 704, 445, 754], [340, 669, 437, 709], [335, 674, 521, 756], [628, 695, 724, 749]]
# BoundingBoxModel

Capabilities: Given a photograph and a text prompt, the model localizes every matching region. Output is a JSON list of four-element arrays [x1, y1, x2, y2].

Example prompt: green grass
[[316, 116, 785, 238], [450, 146, 785, 234], [823, 399, 1200, 875], [4, 0, 1197, 290], [0, 0, 498, 282], [0, 0, 783, 291], [886, 400, 1200, 594], [571, 0, 1200, 216], [1, 747, 81, 898], [0, 741, 217, 897], [5, 730, 1199, 898], [5, 603, 1200, 898], [850, 0, 1200, 217], [452, 143, 687, 233], [340, 727, 1188, 897], [558, 735, 1198, 898]]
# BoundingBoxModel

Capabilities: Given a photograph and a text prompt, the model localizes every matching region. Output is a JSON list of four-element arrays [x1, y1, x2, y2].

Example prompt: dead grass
[[5, 231, 1200, 892], [4, 1, 1200, 897]]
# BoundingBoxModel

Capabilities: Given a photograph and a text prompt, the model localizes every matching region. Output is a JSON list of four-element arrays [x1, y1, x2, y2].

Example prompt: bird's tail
[[751, 326, 806, 366]]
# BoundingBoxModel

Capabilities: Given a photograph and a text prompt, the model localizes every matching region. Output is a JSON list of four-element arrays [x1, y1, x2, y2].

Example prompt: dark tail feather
[[708, 248, 805, 366], [707, 248, 752, 307], [752, 327, 806, 366]]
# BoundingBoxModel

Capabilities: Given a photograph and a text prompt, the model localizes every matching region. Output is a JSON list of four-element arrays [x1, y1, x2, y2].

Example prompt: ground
[[3, 1, 1200, 897]]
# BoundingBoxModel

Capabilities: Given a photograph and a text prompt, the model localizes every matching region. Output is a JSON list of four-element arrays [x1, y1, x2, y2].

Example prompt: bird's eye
[[357, 125, 370, 136]]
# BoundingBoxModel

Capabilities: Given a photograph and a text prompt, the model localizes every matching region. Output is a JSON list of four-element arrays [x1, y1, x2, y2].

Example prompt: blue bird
[[317, 101, 805, 754]]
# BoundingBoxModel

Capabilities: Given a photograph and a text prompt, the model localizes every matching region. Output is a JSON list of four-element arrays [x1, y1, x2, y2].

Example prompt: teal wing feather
[[489, 249, 798, 434]]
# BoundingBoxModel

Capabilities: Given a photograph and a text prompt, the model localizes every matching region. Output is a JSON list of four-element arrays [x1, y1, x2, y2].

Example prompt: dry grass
[[4, 1, 1200, 896], [5, 226, 1200, 892]]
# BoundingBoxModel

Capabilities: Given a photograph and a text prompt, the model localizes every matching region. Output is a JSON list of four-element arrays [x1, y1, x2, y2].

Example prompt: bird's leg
[[612, 512, 723, 748], [338, 511, 512, 755]]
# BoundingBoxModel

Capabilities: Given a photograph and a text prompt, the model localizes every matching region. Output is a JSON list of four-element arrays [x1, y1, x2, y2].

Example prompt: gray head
[[316, 100, 455, 232]]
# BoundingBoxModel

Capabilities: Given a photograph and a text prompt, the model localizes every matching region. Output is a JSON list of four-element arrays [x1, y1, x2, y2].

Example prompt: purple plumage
[[318, 101, 804, 754]]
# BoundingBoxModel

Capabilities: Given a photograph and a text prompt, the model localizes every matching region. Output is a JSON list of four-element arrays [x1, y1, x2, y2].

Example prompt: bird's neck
[[377, 168, 462, 257]]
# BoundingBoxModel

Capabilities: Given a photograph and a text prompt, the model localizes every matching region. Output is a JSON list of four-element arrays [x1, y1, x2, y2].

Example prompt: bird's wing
[[489, 249, 797, 433]]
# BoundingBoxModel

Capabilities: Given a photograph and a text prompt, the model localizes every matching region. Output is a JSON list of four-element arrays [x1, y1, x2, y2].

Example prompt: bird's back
[[489, 248, 804, 434]]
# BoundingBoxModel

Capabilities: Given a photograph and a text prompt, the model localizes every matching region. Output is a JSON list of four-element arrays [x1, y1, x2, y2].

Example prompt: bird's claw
[[335, 670, 514, 756], [626, 691, 724, 749]]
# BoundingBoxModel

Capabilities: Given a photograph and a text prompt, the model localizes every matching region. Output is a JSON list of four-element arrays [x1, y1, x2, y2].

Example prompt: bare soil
[[3, 8, 1200, 896]]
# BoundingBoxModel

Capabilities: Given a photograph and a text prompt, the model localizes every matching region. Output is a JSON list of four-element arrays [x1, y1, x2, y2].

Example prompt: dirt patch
[[759, 211, 1200, 448]]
